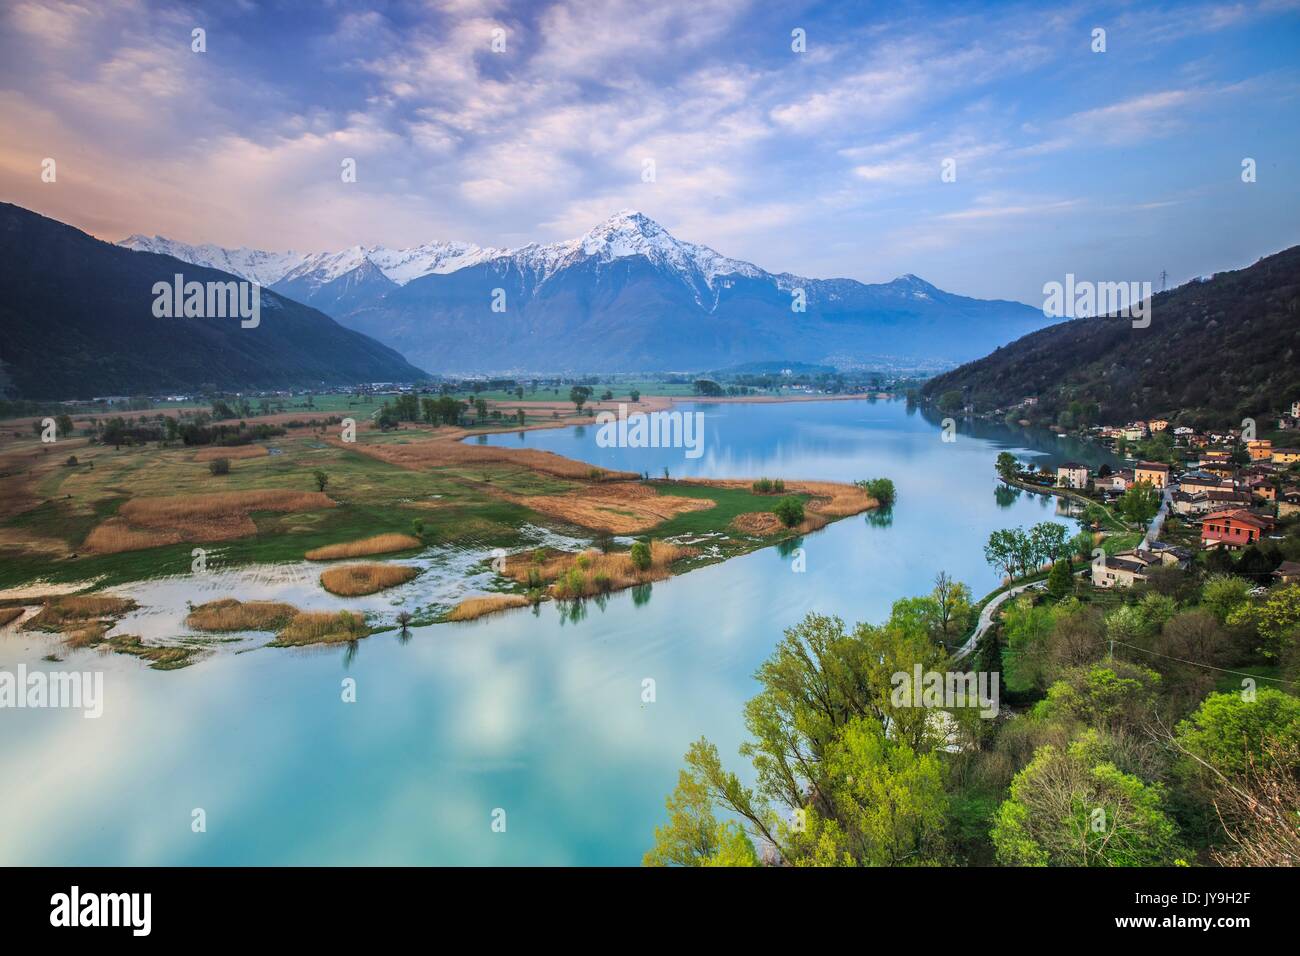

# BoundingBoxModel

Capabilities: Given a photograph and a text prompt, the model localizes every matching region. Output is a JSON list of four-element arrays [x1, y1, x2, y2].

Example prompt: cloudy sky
[[1, 0, 1298, 303]]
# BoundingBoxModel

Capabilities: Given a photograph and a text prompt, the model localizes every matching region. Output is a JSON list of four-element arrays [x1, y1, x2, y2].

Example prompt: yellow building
[[1247, 439, 1273, 462], [1135, 461, 1170, 489], [1148, 419, 1169, 432], [1272, 448, 1300, 464]]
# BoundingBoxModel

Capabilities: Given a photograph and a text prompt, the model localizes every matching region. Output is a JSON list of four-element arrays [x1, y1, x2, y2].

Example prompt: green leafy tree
[[1201, 575, 1251, 624], [1227, 583, 1300, 658], [569, 385, 593, 412], [629, 540, 651, 571], [313, 469, 329, 492], [995, 452, 1020, 480], [1001, 595, 1055, 692], [643, 749, 759, 867], [644, 612, 949, 866], [1047, 556, 1074, 599], [1174, 689, 1300, 777], [773, 496, 805, 528], [1116, 480, 1161, 526], [992, 732, 1186, 866]]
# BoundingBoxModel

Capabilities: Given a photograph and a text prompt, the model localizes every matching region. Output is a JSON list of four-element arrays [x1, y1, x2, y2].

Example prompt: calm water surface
[[0, 399, 1116, 865]]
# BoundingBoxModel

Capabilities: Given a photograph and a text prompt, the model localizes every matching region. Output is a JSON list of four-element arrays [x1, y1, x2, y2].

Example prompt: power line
[[1108, 638, 1300, 687]]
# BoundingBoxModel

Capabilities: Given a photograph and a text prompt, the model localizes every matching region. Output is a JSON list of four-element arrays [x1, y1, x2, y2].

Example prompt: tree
[[313, 469, 329, 492], [1040, 663, 1162, 730], [1228, 583, 1300, 658], [1047, 556, 1074, 599], [992, 732, 1186, 866], [1030, 521, 1070, 567], [1116, 480, 1160, 526], [931, 571, 973, 640], [1070, 528, 1095, 561], [855, 477, 896, 506], [644, 612, 949, 866], [629, 389, 641, 403], [938, 389, 964, 413], [208, 457, 230, 476], [1001, 595, 1055, 692], [630, 540, 652, 571], [773, 496, 804, 528], [569, 385, 593, 413], [55, 413, 74, 438], [643, 747, 759, 867], [1174, 689, 1300, 777]]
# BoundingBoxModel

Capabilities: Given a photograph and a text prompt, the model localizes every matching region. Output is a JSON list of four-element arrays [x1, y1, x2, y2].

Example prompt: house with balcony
[[1135, 461, 1170, 489]]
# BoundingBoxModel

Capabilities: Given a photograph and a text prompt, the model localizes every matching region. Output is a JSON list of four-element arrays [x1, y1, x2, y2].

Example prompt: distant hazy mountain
[[922, 244, 1300, 429], [0, 204, 427, 399], [121, 211, 1050, 374]]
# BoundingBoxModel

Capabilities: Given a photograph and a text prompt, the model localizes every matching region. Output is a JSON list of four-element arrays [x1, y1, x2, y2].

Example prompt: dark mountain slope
[[922, 245, 1300, 429], [0, 203, 426, 399]]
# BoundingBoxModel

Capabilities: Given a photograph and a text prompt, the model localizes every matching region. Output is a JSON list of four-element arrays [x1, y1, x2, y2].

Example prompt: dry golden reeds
[[447, 594, 531, 621], [319, 563, 418, 596], [185, 598, 299, 632], [305, 533, 422, 561], [276, 610, 369, 646]]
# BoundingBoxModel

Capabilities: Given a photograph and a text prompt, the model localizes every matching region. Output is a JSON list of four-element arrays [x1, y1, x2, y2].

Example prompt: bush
[[773, 496, 805, 528], [64, 455, 78, 467], [855, 477, 896, 506], [752, 478, 774, 493], [208, 457, 230, 475], [630, 540, 652, 571]]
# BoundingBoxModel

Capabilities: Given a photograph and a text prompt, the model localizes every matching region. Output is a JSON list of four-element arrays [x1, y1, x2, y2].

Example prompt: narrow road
[[1141, 483, 1176, 550], [952, 579, 1045, 662]]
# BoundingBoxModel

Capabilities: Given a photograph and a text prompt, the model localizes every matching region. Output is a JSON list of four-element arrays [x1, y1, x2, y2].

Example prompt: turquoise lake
[[0, 399, 1118, 865]]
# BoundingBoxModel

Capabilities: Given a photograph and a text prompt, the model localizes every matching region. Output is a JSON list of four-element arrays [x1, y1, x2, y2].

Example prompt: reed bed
[[447, 594, 531, 621], [305, 533, 422, 561], [505, 540, 694, 599], [85, 489, 334, 554], [275, 610, 369, 646], [319, 563, 418, 596], [83, 519, 183, 554], [0, 607, 26, 627], [25, 595, 136, 632], [185, 598, 299, 632], [340, 432, 638, 481], [506, 483, 713, 534]]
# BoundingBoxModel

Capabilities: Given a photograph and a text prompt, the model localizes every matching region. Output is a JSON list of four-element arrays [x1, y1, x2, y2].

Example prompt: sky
[[1, 0, 1298, 304]]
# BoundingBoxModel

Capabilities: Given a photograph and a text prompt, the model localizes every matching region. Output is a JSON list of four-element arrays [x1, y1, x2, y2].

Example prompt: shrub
[[208, 457, 230, 475], [752, 478, 774, 493], [773, 496, 805, 528], [630, 540, 652, 571], [855, 477, 896, 506], [773, 478, 785, 493]]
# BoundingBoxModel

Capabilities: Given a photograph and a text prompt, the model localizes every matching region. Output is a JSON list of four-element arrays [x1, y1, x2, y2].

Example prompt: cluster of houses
[[1045, 420, 1300, 589]]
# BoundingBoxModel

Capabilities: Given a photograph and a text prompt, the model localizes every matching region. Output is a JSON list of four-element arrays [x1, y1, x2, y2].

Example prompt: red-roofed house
[[1200, 509, 1275, 549]]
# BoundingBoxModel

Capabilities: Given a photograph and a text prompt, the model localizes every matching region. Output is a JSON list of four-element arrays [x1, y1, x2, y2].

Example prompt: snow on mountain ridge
[[120, 213, 938, 300]]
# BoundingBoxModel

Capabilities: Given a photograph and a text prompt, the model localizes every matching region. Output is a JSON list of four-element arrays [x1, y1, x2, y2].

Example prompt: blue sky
[[1, 0, 1298, 304]]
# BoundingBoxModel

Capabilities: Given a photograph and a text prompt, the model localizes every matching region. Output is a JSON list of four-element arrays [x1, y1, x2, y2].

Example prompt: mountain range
[[0, 203, 426, 400], [121, 211, 1050, 374], [922, 243, 1300, 429]]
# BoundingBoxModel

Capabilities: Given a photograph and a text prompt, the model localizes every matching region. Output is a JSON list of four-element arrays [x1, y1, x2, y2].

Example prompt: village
[[998, 400, 1300, 592]]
